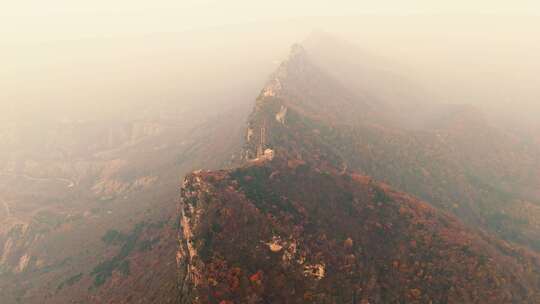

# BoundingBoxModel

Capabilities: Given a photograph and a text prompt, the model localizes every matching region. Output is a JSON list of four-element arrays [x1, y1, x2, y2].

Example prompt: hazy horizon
[[3, 12, 540, 128], [4, 0, 540, 44]]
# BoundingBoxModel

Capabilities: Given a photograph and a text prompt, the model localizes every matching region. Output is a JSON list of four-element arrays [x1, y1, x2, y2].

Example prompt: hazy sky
[[3, 0, 540, 44], [2, 1, 539, 125]]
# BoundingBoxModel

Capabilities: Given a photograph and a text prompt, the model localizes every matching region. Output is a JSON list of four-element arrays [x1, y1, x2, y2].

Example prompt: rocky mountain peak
[[258, 43, 310, 100]]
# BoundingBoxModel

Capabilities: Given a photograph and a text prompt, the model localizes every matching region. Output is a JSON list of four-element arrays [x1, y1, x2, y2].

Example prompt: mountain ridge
[[243, 40, 540, 249], [176, 40, 540, 303]]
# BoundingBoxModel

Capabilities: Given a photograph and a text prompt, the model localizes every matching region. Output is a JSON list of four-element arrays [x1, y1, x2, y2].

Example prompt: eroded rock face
[[177, 172, 212, 303], [275, 106, 287, 124], [0, 223, 35, 275]]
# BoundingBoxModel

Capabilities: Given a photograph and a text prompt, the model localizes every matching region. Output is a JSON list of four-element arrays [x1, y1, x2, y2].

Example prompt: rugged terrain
[[178, 159, 540, 303], [3, 34, 540, 303], [176, 41, 540, 303], [0, 104, 247, 303]]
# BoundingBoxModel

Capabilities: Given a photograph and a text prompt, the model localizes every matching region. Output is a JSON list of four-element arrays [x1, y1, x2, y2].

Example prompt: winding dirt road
[[0, 198, 10, 218], [0, 173, 75, 188]]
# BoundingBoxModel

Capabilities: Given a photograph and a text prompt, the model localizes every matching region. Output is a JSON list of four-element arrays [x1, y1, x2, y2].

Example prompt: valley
[[0, 103, 249, 303]]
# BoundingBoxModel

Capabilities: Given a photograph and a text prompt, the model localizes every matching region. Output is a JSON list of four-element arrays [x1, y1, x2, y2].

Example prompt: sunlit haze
[[1, 2, 540, 303]]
